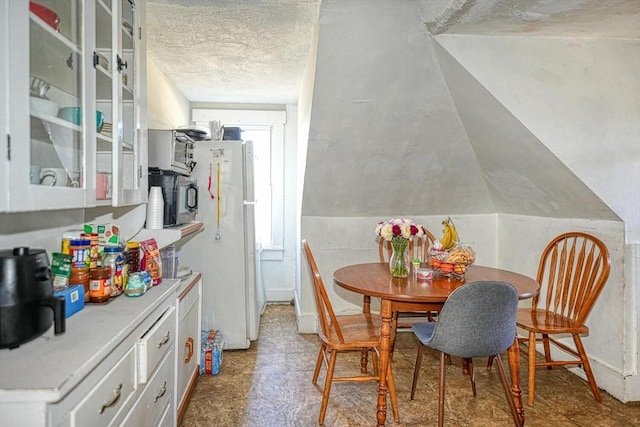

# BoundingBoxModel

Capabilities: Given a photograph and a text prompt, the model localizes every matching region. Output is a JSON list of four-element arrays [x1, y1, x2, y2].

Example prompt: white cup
[[146, 186, 165, 229], [40, 168, 68, 187]]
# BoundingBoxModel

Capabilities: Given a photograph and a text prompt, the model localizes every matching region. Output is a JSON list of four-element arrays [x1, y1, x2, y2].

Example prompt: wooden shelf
[[131, 221, 204, 249]]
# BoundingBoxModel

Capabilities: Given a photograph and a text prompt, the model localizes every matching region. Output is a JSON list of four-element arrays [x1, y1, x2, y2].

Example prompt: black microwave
[[148, 168, 198, 227]]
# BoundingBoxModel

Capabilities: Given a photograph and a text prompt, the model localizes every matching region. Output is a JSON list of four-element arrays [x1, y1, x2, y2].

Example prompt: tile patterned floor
[[182, 304, 640, 426]]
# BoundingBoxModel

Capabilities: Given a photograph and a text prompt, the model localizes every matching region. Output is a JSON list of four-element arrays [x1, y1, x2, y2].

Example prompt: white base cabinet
[[175, 273, 202, 425], [0, 280, 181, 427]]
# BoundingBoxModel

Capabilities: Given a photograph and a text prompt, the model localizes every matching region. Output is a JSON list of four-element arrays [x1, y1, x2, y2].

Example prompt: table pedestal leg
[[507, 337, 525, 425], [377, 299, 392, 426]]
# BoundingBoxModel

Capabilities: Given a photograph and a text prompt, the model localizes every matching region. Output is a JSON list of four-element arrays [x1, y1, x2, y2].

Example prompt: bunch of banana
[[439, 217, 458, 250]]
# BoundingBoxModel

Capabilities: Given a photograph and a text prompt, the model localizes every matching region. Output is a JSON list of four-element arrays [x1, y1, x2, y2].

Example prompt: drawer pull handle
[[154, 381, 167, 402], [157, 331, 170, 348], [185, 337, 194, 363], [99, 384, 122, 414]]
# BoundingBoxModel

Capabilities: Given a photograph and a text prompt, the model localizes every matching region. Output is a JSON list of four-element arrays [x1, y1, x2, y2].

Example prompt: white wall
[[298, 215, 498, 330], [297, 0, 639, 403], [499, 215, 637, 402], [146, 57, 190, 129]]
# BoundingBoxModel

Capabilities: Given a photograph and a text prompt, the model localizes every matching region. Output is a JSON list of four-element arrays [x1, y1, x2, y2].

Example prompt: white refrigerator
[[179, 139, 265, 349]]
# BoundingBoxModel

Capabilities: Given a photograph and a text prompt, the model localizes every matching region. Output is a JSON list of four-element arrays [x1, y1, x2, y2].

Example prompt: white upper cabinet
[[0, 0, 147, 213]]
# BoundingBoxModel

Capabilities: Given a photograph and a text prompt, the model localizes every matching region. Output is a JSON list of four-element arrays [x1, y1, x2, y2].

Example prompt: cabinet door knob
[[154, 381, 167, 402], [157, 331, 170, 348], [99, 383, 122, 414], [185, 337, 194, 363], [117, 55, 128, 72]]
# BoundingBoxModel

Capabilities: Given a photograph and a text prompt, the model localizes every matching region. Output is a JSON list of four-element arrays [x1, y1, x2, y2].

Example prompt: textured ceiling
[[146, 0, 321, 104], [146, 0, 638, 105]]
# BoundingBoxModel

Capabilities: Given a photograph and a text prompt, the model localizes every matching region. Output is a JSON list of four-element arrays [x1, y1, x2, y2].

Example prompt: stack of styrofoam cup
[[146, 186, 165, 229]]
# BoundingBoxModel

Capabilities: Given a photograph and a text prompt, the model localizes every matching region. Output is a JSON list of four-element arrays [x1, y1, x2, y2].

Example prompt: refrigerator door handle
[[243, 200, 257, 205]]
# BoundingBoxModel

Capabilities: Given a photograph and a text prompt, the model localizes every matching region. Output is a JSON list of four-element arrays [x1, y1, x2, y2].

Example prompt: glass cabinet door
[[95, 0, 142, 206], [29, 0, 86, 193], [95, 0, 114, 203], [116, 0, 142, 206], [1, 0, 145, 212]]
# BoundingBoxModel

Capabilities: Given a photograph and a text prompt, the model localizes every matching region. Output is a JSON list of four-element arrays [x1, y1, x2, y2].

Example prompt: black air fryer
[[0, 247, 65, 349]]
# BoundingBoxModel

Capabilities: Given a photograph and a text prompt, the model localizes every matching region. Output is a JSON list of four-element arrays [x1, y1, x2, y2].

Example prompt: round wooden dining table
[[333, 263, 540, 427]]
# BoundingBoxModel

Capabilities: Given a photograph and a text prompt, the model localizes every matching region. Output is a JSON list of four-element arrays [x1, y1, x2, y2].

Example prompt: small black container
[[0, 247, 65, 349], [222, 127, 242, 140]]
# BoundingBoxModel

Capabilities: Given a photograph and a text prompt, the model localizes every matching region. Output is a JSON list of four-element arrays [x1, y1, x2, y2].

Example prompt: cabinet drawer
[[156, 399, 175, 427], [120, 349, 174, 427], [70, 346, 136, 427], [138, 305, 176, 383], [177, 298, 200, 407]]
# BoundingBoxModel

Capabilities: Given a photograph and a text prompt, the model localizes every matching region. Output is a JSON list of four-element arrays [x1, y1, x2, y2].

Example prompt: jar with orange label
[[89, 267, 111, 303]]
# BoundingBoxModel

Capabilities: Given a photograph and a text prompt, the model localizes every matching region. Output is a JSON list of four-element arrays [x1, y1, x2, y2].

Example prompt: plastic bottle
[[127, 241, 140, 272], [81, 232, 100, 269], [103, 245, 124, 297], [412, 258, 421, 277]]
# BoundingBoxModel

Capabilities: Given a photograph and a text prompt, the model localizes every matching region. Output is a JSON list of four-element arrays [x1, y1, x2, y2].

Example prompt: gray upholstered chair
[[410, 281, 521, 427]]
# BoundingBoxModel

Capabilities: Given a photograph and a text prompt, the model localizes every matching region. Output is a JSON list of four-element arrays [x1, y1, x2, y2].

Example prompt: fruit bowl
[[428, 244, 476, 278]]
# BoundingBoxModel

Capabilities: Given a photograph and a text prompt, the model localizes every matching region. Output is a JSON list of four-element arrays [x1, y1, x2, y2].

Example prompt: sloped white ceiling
[[301, 0, 635, 219], [302, 1, 494, 217], [433, 41, 615, 218]]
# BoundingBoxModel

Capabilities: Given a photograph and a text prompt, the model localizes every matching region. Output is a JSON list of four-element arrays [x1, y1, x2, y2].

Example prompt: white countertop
[[0, 279, 182, 403], [131, 221, 204, 249]]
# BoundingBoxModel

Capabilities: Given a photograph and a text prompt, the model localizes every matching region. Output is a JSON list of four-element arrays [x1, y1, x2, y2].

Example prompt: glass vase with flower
[[375, 218, 425, 278]]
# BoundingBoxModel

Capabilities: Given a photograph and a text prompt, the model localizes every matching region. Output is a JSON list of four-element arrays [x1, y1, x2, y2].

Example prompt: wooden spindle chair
[[302, 239, 399, 425], [514, 232, 610, 405]]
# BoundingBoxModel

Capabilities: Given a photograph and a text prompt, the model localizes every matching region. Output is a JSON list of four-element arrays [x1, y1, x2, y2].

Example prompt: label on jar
[[69, 239, 91, 270], [89, 276, 111, 301]]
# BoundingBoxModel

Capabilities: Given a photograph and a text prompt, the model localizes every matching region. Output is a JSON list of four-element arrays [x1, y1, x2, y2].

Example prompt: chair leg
[[438, 352, 447, 427], [542, 333, 553, 368], [573, 334, 602, 402], [319, 350, 338, 425], [527, 331, 537, 406], [372, 350, 379, 377], [390, 311, 399, 354], [494, 353, 523, 427], [410, 345, 424, 400], [487, 355, 494, 371], [361, 296, 372, 373], [387, 357, 400, 422], [466, 358, 477, 397], [362, 295, 371, 314], [360, 350, 369, 374], [312, 345, 325, 385]]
